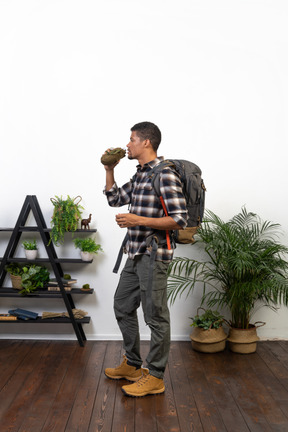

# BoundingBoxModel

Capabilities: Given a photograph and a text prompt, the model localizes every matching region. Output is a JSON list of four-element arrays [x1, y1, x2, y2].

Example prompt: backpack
[[112, 158, 206, 274], [149, 159, 206, 244]]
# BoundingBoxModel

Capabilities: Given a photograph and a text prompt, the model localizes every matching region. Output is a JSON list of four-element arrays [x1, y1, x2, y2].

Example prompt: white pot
[[80, 251, 93, 261], [25, 249, 38, 260]]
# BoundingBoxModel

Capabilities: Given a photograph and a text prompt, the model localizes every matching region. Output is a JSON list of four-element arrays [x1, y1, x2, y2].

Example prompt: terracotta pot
[[227, 325, 260, 354], [190, 326, 227, 353]]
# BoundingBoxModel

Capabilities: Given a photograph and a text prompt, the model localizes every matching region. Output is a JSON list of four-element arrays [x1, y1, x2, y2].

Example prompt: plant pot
[[10, 274, 22, 290], [80, 251, 93, 262], [227, 325, 260, 354], [190, 326, 227, 353], [25, 250, 38, 260]]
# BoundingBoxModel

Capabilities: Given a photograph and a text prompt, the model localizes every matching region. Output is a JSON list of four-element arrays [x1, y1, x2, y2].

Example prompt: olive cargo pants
[[113, 255, 170, 379]]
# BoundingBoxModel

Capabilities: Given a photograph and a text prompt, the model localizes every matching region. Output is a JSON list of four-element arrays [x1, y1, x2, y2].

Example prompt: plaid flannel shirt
[[104, 157, 187, 261]]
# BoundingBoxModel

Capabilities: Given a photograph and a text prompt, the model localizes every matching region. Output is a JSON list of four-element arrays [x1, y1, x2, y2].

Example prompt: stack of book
[[8, 309, 38, 320], [47, 278, 77, 292]]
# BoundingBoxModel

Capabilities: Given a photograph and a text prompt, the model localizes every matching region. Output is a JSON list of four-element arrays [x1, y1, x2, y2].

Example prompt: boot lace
[[136, 369, 150, 386]]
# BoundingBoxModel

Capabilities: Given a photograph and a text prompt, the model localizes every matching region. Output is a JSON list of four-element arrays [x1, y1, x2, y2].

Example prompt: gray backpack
[[149, 159, 206, 244]]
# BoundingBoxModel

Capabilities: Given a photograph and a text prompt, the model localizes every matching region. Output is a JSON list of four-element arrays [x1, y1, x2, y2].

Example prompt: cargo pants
[[113, 254, 170, 379]]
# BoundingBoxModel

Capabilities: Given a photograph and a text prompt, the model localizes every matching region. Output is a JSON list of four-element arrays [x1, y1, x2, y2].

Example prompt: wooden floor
[[0, 340, 288, 432]]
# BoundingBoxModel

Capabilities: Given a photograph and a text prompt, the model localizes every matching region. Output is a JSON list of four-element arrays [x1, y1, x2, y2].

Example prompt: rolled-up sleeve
[[103, 181, 133, 207], [159, 168, 188, 229]]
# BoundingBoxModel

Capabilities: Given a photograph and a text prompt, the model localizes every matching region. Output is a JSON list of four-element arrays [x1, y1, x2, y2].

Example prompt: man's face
[[126, 131, 146, 160]]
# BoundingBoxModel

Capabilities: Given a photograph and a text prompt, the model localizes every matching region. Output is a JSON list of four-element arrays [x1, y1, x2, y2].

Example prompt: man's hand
[[101, 147, 126, 168], [102, 149, 120, 171], [116, 213, 141, 228]]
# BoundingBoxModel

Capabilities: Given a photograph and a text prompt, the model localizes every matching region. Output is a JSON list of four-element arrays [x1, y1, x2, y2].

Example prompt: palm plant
[[167, 207, 288, 329]]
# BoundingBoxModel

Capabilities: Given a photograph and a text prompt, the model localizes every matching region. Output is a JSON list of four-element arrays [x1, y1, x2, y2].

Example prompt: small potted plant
[[49, 195, 84, 246], [5, 263, 50, 294], [73, 237, 103, 261], [190, 308, 227, 353], [81, 283, 92, 292], [5, 263, 23, 289], [22, 239, 38, 260]]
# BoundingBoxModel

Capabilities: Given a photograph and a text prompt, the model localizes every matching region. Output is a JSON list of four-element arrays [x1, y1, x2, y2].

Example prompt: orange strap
[[160, 196, 171, 250]]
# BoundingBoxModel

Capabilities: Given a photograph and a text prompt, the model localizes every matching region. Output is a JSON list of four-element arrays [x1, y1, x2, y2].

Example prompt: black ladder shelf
[[0, 195, 96, 346]]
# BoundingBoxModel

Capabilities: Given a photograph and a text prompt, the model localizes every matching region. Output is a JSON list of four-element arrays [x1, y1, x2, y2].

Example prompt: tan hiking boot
[[105, 355, 142, 382], [121, 369, 165, 397]]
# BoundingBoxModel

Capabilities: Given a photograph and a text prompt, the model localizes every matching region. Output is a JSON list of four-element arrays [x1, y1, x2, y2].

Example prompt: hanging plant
[[49, 195, 84, 246]]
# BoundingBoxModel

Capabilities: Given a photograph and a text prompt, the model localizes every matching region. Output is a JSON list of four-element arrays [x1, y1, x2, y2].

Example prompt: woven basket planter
[[10, 274, 22, 290], [190, 327, 227, 353], [227, 325, 260, 354]]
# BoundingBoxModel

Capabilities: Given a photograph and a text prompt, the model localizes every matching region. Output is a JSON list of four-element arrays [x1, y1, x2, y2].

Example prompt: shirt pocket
[[138, 183, 153, 191]]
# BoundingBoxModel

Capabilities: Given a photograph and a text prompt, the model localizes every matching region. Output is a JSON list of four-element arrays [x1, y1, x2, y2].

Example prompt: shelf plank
[[0, 287, 94, 298], [2, 258, 93, 264], [0, 227, 97, 232], [0, 316, 91, 324]]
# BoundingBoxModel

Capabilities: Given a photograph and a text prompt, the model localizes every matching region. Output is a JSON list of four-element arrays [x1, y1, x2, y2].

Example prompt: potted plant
[[5, 263, 23, 289], [73, 237, 103, 261], [20, 264, 50, 295], [5, 263, 50, 295], [81, 283, 92, 291], [167, 207, 288, 354], [189, 308, 227, 353], [22, 239, 38, 260], [49, 195, 84, 246]]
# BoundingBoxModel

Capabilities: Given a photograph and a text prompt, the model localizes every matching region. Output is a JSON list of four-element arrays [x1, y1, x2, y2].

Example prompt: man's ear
[[144, 139, 152, 148]]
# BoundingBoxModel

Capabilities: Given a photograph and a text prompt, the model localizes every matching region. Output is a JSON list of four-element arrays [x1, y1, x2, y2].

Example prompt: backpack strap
[[113, 232, 128, 273], [159, 196, 172, 250], [145, 231, 171, 322]]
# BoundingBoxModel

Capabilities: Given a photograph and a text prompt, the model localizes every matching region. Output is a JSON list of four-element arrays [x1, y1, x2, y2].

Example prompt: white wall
[[0, 0, 287, 341]]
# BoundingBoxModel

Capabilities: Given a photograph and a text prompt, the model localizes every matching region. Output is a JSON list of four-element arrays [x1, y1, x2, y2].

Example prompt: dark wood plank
[[0, 340, 47, 424], [168, 341, 204, 432], [88, 340, 123, 432], [250, 343, 288, 404], [41, 342, 94, 432], [222, 350, 277, 432], [0, 340, 34, 392], [18, 341, 78, 432], [200, 349, 250, 432], [180, 341, 227, 431], [65, 341, 107, 432]]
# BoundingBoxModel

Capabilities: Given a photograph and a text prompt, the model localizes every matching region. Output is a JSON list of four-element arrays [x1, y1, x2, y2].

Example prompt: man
[[103, 121, 187, 397]]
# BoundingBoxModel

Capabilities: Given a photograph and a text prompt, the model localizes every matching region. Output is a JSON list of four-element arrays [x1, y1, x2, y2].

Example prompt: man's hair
[[131, 121, 161, 152]]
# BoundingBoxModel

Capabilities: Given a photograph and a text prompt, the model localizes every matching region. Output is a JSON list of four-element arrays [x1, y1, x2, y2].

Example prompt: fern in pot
[[49, 195, 83, 246], [73, 237, 103, 261], [167, 207, 288, 353]]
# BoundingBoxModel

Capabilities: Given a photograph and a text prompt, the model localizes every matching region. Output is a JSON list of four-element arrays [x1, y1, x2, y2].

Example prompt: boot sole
[[121, 386, 165, 397], [104, 372, 141, 382]]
